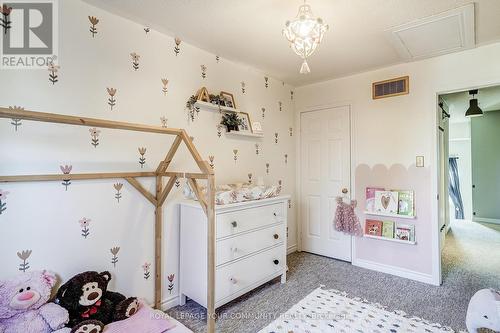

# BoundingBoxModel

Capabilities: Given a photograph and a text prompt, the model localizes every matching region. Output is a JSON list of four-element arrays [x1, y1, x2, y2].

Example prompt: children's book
[[395, 224, 415, 241], [397, 190, 415, 216], [374, 190, 399, 214], [382, 221, 395, 238], [365, 187, 384, 212], [365, 220, 383, 236]]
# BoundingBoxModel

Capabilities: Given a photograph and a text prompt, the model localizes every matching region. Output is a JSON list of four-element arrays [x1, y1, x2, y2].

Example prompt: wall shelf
[[225, 131, 264, 139], [364, 211, 416, 219], [194, 100, 238, 113], [364, 234, 417, 245]]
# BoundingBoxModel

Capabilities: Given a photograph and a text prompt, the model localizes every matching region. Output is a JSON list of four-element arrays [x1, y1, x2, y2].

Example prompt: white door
[[300, 106, 352, 261]]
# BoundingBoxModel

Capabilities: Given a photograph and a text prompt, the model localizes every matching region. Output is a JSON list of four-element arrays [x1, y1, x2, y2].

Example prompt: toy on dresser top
[[183, 181, 282, 205]]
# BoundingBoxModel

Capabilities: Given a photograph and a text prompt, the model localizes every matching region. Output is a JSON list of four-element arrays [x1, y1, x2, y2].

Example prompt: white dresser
[[179, 195, 289, 309]]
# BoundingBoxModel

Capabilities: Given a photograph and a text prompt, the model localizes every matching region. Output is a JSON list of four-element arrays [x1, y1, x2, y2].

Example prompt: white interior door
[[300, 106, 352, 261]]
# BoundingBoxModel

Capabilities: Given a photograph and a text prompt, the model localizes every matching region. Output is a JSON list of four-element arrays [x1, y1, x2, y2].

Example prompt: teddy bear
[[0, 270, 71, 333], [55, 271, 139, 332]]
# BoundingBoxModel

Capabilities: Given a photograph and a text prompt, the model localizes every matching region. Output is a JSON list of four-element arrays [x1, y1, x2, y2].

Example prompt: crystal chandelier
[[283, 1, 328, 74]]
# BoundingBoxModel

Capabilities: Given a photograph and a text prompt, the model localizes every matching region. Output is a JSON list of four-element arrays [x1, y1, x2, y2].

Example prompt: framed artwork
[[238, 112, 252, 133], [220, 91, 236, 109], [252, 121, 263, 134]]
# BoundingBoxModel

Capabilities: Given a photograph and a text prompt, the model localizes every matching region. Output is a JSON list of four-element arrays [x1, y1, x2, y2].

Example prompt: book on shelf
[[382, 221, 395, 238], [365, 220, 383, 236], [365, 187, 384, 212], [395, 224, 415, 242], [397, 190, 415, 216], [374, 190, 399, 214]]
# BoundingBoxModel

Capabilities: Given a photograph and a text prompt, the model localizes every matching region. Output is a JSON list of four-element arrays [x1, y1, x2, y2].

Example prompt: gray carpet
[[167, 220, 500, 332]]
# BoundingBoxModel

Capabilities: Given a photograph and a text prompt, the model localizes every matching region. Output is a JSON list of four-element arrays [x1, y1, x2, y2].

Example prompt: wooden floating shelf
[[364, 234, 417, 245], [225, 131, 264, 139], [364, 211, 416, 219], [194, 100, 239, 113]]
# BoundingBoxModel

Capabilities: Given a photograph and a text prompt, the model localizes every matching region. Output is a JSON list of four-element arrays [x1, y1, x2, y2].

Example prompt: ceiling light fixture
[[465, 89, 483, 117], [283, 1, 328, 74]]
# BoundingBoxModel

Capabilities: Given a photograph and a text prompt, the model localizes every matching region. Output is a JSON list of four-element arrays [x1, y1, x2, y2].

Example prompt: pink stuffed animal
[[0, 270, 71, 333]]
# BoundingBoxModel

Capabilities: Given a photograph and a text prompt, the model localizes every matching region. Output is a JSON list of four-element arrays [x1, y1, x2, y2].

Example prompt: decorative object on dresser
[[179, 195, 289, 309]]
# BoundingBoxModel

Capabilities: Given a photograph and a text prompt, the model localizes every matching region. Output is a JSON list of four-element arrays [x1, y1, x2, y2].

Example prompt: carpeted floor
[[167, 220, 500, 333]]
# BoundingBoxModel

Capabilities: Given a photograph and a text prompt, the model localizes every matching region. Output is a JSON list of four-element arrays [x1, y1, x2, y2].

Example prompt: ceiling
[[83, 0, 500, 86], [441, 85, 500, 122]]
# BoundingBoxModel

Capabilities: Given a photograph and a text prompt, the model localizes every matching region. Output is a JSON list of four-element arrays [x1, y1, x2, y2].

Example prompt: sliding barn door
[[300, 106, 352, 262]]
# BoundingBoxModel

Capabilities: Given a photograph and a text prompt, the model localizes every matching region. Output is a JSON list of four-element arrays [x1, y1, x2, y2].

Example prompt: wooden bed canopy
[[0, 107, 217, 333]]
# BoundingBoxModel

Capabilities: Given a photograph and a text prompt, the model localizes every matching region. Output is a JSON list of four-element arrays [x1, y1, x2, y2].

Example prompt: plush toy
[[55, 271, 139, 332], [466, 288, 500, 333], [0, 270, 71, 333]]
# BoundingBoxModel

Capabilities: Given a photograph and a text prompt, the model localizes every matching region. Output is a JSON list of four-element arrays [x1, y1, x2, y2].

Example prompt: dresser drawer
[[216, 245, 285, 302], [216, 203, 284, 239], [216, 224, 285, 266]]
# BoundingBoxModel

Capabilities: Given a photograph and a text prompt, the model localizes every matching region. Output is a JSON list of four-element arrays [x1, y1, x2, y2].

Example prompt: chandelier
[[283, 1, 328, 74]]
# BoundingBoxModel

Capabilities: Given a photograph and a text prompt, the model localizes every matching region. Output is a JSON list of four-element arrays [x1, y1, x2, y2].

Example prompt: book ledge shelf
[[364, 234, 417, 245], [364, 211, 416, 219]]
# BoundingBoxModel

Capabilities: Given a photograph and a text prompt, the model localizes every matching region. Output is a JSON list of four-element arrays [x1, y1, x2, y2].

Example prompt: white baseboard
[[161, 294, 180, 311], [353, 258, 436, 285], [287, 244, 297, 254], [473, 217, 500, 225]]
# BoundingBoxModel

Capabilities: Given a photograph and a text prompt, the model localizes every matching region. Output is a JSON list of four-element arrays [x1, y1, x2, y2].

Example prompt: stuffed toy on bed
[[55, 271, 139, 333], [0, 270, 71, 333]]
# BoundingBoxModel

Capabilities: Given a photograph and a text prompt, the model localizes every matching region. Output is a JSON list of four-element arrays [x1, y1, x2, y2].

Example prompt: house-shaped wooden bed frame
[[0, 107, 217, 333]]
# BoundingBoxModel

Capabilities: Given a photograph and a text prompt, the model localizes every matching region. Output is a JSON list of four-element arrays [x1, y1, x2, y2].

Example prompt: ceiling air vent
[[372, 76, 409, 100]]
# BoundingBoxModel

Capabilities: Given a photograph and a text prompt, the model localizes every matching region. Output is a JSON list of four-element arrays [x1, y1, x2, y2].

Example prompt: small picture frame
[[238, 112, 252, 133], [220, 91, 236, 109], [252, 121, 263, 134]]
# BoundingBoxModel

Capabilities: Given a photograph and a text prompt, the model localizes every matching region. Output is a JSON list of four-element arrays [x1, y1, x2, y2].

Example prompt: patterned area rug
[[258, 287, 461, 333]]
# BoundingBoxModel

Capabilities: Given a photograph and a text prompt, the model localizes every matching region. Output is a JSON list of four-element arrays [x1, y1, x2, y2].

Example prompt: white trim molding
[[354, 258, 436, 285], [161, 295, 180, 311], [473, 217, 500, 225], [287, 244, 298, 254]]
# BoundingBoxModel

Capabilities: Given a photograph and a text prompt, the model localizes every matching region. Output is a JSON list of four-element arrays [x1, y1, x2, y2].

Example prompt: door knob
[[273, 234, 279, 240], [273, 259, 279, 265], [342, 188, 348, 194], [229, 277, 237, 284]]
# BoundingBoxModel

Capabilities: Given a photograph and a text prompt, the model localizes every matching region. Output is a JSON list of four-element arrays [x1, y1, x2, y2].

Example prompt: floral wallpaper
[[0, 0, 296, 307]]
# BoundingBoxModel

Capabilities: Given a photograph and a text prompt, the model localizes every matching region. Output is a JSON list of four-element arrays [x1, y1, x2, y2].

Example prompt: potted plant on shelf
[[220, 112, 243, 132]]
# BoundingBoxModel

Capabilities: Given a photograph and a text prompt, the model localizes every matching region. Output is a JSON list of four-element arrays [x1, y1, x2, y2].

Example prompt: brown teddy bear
[[55, 271, 139, 333]]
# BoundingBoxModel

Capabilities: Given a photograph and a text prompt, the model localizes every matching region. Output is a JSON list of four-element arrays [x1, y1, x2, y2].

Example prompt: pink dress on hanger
[[334, 196, 363, 236]]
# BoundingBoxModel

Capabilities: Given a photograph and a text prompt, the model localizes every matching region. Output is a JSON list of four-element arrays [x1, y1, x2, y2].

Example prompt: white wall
[[449, 121, 473, 220], [0, 0, 296, 308], [295, 41, 500, 284]]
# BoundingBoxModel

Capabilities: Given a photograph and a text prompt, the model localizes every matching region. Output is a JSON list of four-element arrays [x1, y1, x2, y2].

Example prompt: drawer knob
[[229, 277, 237, 284], [273, 234, 279, 240], [231, 221, 237, 228], [273, 212, 277, 217], [273, 259, 279, 265]]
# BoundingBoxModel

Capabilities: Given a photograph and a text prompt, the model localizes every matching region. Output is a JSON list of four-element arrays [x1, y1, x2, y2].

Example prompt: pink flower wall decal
[[284, 154, 288, 164], [9, 106, 24, 131], [208, 155, 215, 169], [200, 65, 207, 79], [291, 90, 294, 100], [143, 262, 151, 280], [17, 249, 32, 272], [48, 63, 60, 85], [233, 149, 238, 163], [264, 76, 269, 88], [88, 16, 99, 37], [216, 124, 223, 138], [0, 4, 12, 35], [255, 143, 260, 155], [60, 165, 72, 190], [167, 274, 175, 294], [110, 246, 120, 267], [107, 87, 117, 110], [289, 127, 293, 137], [138, 147, 147, 168], [241, 81, 246, 94], [114, 183, 123, 202], [130, 52, 140, 70], [160, 116, 168, 128], [266, 163, 270, 174], [261, 107, 265, 119], [275, 132, 279, 144], [0, 189, 10, 214], [279, 101, 282, 112], [161, 78, 169, 95], [89, 127, 100, 147], [174, 37, 181, 56], [248, 173, 252, 184], [79, 217, 91, 239]]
